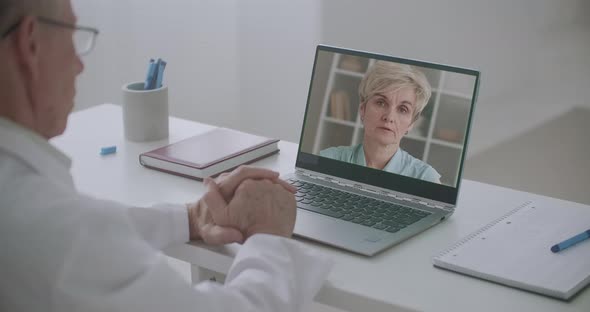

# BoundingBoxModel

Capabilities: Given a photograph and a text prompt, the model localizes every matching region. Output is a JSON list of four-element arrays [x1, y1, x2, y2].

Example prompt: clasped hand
[[187, 166, 297, 245]]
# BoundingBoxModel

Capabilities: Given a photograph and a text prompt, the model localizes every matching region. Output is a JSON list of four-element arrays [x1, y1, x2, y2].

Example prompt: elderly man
[[0, 0, 331, 311]]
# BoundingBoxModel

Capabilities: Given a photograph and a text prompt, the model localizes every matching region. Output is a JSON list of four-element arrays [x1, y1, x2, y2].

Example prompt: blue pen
[[100, 146, 117, 156], [550, 229, 590, 253], [144, 59, 157, 90], [155, 59, 167, 88]]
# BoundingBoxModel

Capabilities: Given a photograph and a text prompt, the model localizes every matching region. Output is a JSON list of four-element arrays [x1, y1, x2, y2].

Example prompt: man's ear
[[12, 16, 42, 81]]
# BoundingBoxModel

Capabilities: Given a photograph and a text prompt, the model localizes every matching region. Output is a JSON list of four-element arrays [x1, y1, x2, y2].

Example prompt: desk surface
[[52, 104, 590, 312]]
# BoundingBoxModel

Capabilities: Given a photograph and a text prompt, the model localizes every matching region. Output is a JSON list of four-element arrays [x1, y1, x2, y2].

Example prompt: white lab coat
[[0, 117, 332, 312]]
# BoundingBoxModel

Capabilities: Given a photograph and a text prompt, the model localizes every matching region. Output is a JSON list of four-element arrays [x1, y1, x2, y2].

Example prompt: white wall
[[320, 0, 590, 155], [236, 0, 321, 142], [72, 0, 320, 141], [72, 0, 590, 154], [72, 0, 241, 128]]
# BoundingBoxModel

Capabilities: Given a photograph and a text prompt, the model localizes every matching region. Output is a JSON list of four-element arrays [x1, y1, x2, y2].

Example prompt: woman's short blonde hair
[[358, 61, 432, 121]]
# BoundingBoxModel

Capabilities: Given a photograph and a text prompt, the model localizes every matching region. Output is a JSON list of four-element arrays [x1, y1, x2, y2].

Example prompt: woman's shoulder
[[398, 149, 426, 167], [398, 149, 441, 181], [319, 145, 359, 161]]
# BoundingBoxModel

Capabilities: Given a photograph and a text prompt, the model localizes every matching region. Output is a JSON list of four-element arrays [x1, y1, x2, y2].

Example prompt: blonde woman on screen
[[320, 61, 441, 183]]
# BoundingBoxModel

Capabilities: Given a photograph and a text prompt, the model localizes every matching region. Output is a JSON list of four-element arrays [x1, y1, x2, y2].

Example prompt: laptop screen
[[296, 45, 480, 205]]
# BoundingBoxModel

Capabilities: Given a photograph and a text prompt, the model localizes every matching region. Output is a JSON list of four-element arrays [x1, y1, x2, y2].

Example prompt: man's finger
[[272, 177, 297, 193], [219, 166, 279, 198], [200, 223, 244, 245], [216, 172, 230, 181], [201, 180, 230, 226]]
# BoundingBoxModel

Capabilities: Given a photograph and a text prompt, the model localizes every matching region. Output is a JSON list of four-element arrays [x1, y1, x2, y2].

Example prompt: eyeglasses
[[1, 16, 99, 56]]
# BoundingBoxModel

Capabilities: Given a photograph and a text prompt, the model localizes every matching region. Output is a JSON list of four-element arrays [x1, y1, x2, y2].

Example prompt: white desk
[[52, 104, 590, 312]]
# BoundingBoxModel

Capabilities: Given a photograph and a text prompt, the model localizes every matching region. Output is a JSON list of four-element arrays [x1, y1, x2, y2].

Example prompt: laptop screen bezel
[[295, 45, 481, 206]]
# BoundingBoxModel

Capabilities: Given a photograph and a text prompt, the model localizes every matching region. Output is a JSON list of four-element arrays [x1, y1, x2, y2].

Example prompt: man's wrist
[[186, 201, 201, 241]]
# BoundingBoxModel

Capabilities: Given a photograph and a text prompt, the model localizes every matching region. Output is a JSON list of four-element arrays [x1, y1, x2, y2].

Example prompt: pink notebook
[[139, 128, 279, 180]]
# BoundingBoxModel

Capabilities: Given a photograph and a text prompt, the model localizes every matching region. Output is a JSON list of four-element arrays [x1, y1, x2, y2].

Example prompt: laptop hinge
[[295, 169, 454, 212]]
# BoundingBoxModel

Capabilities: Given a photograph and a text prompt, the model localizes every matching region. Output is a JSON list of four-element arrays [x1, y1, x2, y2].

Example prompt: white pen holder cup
[[122, 82, 169, 142]]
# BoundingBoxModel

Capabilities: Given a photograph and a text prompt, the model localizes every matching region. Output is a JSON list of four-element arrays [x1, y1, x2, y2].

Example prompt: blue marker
[[144, 59, 157, 90], [155, 59, 167, 88], [149, 59, 161, 89], [551, 229, 590, 253], [100, 146, 117, 156]]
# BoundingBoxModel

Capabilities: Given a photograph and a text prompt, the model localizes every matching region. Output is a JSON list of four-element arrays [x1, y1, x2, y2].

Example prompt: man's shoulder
[[0, 151, 86, 279], [0, 147, 34, 172], [0, 151, 139, 253]]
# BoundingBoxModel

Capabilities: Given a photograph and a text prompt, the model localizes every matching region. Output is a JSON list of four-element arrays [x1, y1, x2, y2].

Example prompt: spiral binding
[[434, 200, 533, 259]]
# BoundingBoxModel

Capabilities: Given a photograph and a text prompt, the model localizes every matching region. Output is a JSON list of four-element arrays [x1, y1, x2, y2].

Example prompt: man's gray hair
[[0, 0, 61, 34]]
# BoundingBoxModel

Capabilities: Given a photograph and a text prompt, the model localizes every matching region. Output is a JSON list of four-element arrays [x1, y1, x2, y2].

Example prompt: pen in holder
[[122, 82, 169, 142]]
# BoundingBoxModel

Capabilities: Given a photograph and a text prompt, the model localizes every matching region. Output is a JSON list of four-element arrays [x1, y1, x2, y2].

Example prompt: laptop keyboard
[[287, 179, 431, 233]]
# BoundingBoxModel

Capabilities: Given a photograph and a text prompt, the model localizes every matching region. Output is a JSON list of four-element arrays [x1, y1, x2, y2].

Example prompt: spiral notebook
[[433, 200, 590, 300]]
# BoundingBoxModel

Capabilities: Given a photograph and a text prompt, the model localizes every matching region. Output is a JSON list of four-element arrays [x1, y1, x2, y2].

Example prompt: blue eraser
[[100, 146, 117, 156]]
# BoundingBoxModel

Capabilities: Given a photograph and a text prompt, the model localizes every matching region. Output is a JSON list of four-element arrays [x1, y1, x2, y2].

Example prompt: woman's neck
[[362, 138, 398, 170]]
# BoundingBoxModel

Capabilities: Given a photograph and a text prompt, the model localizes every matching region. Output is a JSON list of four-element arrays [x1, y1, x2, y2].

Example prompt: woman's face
[[360, 87, 417, 146]]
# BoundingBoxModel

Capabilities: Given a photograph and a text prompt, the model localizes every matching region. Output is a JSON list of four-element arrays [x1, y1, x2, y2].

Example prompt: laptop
[[284, 45, 480, 256]]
